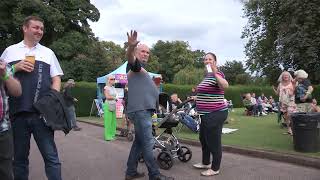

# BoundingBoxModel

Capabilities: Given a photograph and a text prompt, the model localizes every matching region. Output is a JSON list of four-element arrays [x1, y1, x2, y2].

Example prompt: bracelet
[[1, 71, 9, 81], [11, 64, 15, 74]]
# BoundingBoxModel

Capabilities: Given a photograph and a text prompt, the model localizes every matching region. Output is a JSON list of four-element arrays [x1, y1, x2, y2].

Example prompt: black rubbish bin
[[291, 112, 320, 152]]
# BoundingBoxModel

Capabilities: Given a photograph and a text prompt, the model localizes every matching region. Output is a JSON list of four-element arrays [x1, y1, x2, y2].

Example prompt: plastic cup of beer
[[25, 53, 35, 65]]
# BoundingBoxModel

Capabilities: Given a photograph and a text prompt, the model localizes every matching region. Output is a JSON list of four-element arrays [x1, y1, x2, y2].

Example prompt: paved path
[[29, 122, 319, 180]]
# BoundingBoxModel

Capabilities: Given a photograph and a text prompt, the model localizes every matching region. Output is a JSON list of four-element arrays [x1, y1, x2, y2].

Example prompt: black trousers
[[199, 110, 228, 171], [0, 129, 14, 180]]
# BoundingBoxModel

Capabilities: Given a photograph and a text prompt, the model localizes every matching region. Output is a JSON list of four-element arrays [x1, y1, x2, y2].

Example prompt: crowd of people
[[242, 70, 318, 136], [242, 93, 276, 116], [0, 15, 319, 180]]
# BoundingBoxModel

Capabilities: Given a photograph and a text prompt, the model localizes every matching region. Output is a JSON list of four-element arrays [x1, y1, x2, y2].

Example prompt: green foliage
[[173, 66, 204, 85], [313, 85, 320, 102], [72, 82, 320, 117], [242, 0, 320, 84], [151, 40, 204, 83], [235, 73, 252, 85], [72, 82, 97, 117], [163, 84, 194, 100], [0, 0, 127, 82], [220, 60, 248, 85]]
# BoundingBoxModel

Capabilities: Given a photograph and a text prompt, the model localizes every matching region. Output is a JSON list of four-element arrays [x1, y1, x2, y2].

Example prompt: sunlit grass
[[78, 108, 320, 158]]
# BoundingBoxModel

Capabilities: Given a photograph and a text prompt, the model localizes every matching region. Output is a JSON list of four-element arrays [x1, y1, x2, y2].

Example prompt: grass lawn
[[78, 108, 320, 158]]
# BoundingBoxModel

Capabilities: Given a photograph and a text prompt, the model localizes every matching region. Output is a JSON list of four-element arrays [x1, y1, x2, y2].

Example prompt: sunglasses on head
[[109, 78, 115, 80]]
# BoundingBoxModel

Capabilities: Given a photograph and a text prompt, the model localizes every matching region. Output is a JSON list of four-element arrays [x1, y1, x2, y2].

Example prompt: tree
[[0, 0, 107, 82], [242, 0, 320, 84], [173, 66, 204, 85], [235, 73, 252, 85], [152, 40, 194, 82], [220, 60, 247, 85]]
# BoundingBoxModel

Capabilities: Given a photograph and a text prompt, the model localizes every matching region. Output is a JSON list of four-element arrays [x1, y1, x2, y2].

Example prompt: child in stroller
[[140, 93, 200, 170]]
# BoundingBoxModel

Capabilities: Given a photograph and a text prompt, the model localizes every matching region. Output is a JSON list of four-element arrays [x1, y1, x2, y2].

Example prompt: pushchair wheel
[[127, 132, 134, 141], [157, 151, 173, 170], [177, 146, 192, 162], [119, 129, 128, 137]]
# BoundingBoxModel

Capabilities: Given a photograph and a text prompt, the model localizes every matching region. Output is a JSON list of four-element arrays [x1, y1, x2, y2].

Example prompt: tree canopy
[[242, 0, 320, 84]]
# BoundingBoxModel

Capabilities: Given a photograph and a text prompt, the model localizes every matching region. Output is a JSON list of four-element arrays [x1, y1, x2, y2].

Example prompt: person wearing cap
[[63, 79, 81, 131], [294, 70, 313, 112]]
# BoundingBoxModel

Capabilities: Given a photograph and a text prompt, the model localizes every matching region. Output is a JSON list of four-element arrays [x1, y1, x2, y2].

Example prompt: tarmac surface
[[29, 122, 320, 180]]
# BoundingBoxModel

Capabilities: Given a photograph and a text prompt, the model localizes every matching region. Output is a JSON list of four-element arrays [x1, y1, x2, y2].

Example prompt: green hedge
[[71, 82, 97, 117], [163, 84, 276, 107], [73, 82, 320, 116]]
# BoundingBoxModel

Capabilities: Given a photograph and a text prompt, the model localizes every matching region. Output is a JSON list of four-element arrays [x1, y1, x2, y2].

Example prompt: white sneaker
[[201, 169, 220, 176], [193, 163, 211, 169], [262, 112, 267, 116]]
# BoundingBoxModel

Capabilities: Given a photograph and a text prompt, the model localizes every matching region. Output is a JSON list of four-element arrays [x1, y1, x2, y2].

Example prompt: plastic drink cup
[[25, 53, 35, 65]]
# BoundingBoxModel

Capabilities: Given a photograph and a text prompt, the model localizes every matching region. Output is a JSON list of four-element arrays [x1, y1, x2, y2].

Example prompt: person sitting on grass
[[251, 93, 264, 116], [268, 96, 278, 112], [171, 93, 182, 109], [243, 93, 256, 116]]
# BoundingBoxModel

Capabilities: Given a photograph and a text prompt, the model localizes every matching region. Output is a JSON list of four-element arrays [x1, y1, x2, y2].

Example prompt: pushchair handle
[[176, 98, 193, 109]]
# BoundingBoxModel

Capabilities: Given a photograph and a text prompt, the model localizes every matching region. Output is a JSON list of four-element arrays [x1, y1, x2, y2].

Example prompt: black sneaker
[[152, 174, 174, 180], [125, 172, 145, 180]]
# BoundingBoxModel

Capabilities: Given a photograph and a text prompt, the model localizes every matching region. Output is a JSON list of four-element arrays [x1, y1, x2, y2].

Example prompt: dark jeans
[[0, 129, 13, 180], [200, 110, 228, 171], [12, 112, 62, 180], [66, 105, 77, 128], [126, 110, 160, 179]]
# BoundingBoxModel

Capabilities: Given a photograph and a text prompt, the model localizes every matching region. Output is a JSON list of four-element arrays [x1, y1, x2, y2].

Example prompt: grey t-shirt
[[126, 60, 159, 113]]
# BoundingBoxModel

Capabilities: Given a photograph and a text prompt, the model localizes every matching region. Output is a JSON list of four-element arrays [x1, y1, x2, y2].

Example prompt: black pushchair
[[148, 93, 200, 170]]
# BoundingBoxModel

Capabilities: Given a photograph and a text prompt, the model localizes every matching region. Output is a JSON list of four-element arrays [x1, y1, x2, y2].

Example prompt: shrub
[[72, 82, 320, 116], [72, 82, 97, 117]]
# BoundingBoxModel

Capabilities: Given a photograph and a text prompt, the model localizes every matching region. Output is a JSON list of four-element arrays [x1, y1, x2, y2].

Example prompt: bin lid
[[291, 112, 320, 122]]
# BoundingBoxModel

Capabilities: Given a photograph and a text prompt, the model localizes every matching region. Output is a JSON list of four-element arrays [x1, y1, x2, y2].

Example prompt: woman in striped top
[[193, 52, 229, 176]]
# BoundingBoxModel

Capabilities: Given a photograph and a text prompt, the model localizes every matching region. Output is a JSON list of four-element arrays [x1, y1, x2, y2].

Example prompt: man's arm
[[5, 76, 22, 97], [126, 30, 139, 65], [0, 61, 22, 97], [51, 76, 61, 92]]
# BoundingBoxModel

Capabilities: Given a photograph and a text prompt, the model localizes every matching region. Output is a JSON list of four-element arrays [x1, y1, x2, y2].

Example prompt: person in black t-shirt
[[63, 79, 81, 131], [171, 93, 182, 109]]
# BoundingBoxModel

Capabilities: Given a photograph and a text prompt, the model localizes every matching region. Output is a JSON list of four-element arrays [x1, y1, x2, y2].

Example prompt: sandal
[[200, 169, 220, 176]]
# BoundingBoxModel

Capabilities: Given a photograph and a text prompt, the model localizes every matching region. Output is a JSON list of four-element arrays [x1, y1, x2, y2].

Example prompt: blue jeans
[[126, 110, 160, 179], [12, 112, 61, 180]]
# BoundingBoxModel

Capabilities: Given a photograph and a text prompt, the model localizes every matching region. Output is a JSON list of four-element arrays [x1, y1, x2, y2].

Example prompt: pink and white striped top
[[196, 71, 228, 115]]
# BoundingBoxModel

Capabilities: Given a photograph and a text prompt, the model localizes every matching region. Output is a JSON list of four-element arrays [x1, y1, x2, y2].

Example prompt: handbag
[[108, 100, 116, 112]]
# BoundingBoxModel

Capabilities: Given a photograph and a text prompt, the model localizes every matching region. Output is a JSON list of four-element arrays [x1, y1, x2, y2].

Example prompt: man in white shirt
[[1, 15, 63, 180]]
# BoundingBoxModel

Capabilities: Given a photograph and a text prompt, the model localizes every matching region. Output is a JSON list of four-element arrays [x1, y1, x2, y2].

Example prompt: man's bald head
[[135, 44, 150, 63]]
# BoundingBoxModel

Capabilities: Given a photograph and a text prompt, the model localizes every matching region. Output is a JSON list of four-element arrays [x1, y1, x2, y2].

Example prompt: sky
[[89, 0, 248, 65]]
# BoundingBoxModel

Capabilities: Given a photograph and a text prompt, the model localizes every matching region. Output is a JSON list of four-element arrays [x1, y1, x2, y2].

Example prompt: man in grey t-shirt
[[125, 30, 174, 180]]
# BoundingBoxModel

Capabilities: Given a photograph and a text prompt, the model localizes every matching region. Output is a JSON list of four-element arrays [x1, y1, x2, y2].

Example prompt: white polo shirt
[[1, 41, 63, 77], [1, 41, 64, 115]]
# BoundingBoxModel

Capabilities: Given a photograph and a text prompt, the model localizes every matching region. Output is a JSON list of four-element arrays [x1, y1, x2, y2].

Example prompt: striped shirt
[[0, 64, 13, 133], [196, 71, 228, 115]]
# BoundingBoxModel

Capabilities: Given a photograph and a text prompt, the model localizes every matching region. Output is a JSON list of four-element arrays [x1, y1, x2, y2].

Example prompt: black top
[[295, 79, 312, 103], [63, 87, 75, 107]]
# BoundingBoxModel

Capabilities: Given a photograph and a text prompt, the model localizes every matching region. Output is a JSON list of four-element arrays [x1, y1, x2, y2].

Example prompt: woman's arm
[[214, 73, 229, 89]]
